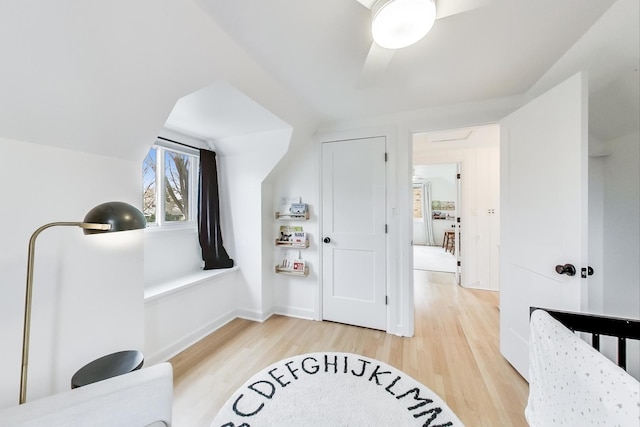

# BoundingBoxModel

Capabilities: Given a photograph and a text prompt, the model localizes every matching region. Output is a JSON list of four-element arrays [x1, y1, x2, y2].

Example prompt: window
[[143, 140, 199, 227]]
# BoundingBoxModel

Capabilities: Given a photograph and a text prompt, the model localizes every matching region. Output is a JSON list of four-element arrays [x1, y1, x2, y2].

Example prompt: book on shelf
[[277, 249, 307, 275], [291, 230, 306, 244], [291, 259, 306, 273], [289, 203, 307, 214], [280, 249, 302, 270], [279, 196, 301, 216], [277, 225, 304, 243]]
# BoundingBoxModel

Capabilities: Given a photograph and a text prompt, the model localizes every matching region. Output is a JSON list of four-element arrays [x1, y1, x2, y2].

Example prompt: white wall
[[0, 138, 143, 407], [592, 131, 640, 379], [216, 128, 293, 319], [601, 132, 640, 319], [587, 135, 606, 314], [270, 142, 321, 320], [144, 269, 239, 365], [144, 229, 203, 287]]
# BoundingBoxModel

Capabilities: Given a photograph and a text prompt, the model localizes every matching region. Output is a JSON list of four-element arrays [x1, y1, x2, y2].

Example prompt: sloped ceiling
[[195, 0, 633, 135], [0, 1, 317, 160], [528, 0, 639, 142], [1, 0, 636, 159]]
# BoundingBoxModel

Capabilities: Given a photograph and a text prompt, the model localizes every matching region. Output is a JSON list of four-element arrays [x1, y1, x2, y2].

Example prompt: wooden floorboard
[[169, 270, 529, 426]]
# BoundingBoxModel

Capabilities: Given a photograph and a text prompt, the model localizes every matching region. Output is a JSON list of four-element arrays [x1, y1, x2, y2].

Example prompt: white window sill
[[144, 224, 198, 234], [144, 266, 239, 303]]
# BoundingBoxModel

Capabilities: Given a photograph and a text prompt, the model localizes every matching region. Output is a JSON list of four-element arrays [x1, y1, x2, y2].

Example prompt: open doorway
[[412, 163, 458, 275], [412, 124, 500, 291]]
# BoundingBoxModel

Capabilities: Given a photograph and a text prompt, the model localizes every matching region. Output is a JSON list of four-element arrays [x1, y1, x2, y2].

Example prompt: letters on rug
[[213, 352, 464, 427]]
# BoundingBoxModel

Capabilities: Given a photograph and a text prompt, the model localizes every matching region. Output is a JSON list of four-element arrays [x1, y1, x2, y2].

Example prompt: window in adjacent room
[[143, 140, 199, 228]]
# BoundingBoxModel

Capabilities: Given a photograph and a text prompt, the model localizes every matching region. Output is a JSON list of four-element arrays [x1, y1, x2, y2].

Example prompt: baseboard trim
[[146, 307, 318, 364], [145, 311, 237, 365], [273, 306, 316, 321]]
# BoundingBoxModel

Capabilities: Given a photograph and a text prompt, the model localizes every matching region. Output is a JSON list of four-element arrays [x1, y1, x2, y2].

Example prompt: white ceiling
[[413, 123, 500, 165], [161, 0, 639, 144], [164, 82, 290, 140]]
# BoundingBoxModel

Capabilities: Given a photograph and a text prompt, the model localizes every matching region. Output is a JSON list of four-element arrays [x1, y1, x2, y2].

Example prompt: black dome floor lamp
[[19, 201, 146, 404]]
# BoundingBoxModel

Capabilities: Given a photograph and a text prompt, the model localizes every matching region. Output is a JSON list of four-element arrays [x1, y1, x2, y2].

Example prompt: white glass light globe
[[372, 0, 436, 49]]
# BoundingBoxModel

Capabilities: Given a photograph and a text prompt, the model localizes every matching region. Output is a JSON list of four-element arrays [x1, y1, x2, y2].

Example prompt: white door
[[322, 137, 387, 331], [499, 72, 588, 380]]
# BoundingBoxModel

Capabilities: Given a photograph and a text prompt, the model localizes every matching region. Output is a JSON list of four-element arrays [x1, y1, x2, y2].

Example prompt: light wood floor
[[170, 270, 529, 426]]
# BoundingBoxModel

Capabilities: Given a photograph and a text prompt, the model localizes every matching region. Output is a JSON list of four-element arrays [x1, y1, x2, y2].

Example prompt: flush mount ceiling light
[[371, 0, 437, 49]]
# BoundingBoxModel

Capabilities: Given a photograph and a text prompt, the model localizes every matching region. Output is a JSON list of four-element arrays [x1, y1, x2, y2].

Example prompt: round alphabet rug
[[212, 352, 464, 426]]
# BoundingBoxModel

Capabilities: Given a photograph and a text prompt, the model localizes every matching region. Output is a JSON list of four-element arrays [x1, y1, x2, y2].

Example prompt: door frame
[[315, 119, 502, 338], [320, 136, 388, 330], [405, 122, 502, 335], [315, 127, 399, 335]]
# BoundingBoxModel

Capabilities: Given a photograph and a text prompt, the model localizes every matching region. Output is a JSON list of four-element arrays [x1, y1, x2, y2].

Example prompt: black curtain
[[198, 149, 234, 269]]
